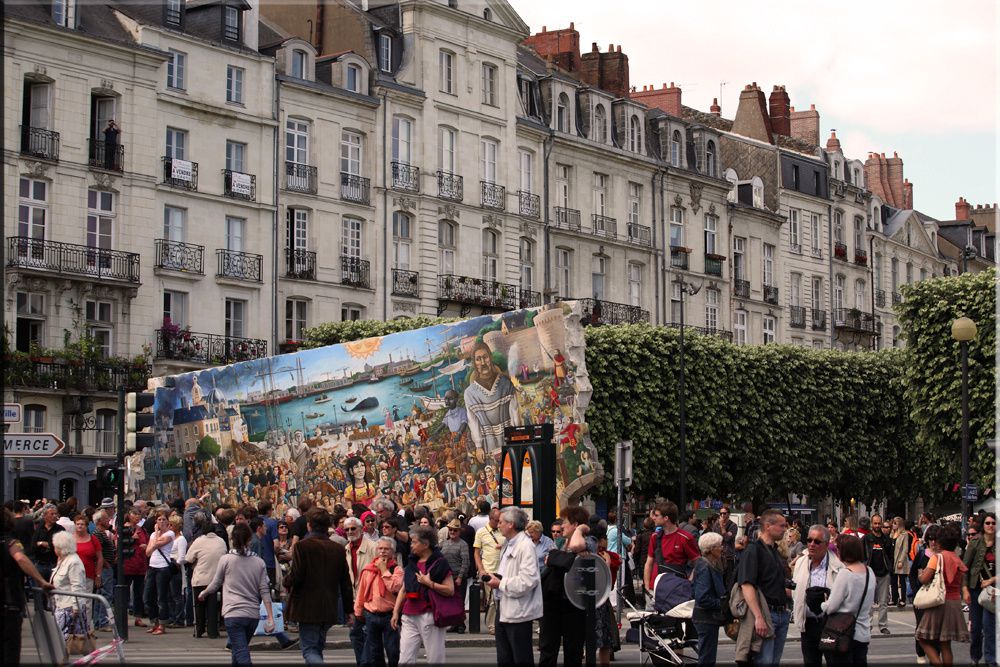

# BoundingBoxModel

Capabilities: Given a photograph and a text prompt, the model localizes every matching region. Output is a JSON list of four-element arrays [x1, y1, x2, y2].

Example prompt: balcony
[[154, 239, 204, 274], [875, 289, 886, 308], [592, 214, 617, 239], [575, 298, 650, 326], [834, 308, 876, 334], [519, 191, 540, 219], [162, 156, 198, 190], [519, 289, 542, 309], [810, 246, 823, 259], [223, 169, 256, 201], [481, 181, 506, 211], [154, 329, 267, 365], [20, 126, 60, 161], [341, 255, 371, 288], [627, 223, 652, 247], [439, 274, 521, 312], [733, 278, 750, 298], [763, 284, 779, 305], [391, 162, 419, 192], [4, 357, 149, 393], [392, 268, 420, 297], [811, 308, 827, 331], [834, 241, 848, 261], [341, 173, 371, 205], [437, 171, 463, 201], [664, 323, 733, 342], [705, 254, 724, 276], [285, 162, 317, 194], [892, 292, 902, 305], [88, 139, 124, 172], [216, 249, 262, 283], [553, 207, 581, 232], [670, 246, 690, 270], [790, 305, 806, 329], [7, 237, 140, 283], [854, 249, 868, 266], [285, 248, 316, 281]]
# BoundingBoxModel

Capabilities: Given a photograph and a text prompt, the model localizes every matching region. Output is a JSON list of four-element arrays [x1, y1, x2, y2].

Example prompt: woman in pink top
[[915, 523, 969, 665], [72, 514, 104, 593]]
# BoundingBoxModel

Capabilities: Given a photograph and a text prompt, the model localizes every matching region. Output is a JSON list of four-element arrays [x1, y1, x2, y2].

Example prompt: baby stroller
[[625, 573, 698, 666]]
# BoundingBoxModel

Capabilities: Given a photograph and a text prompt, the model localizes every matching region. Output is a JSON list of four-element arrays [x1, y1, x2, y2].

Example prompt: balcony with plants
[[154, 317, 267, 365]]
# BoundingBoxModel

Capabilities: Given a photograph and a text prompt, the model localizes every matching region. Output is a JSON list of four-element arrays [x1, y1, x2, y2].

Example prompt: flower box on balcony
[[671, 246, 692, 254], [705, 252, 727, 262]]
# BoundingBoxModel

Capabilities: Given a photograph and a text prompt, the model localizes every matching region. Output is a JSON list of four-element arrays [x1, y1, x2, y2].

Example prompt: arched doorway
[[16, 476, 46, 502]]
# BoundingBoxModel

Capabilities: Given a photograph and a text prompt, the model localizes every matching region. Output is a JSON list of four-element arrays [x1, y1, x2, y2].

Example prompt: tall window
[[23, 405, 46, 434], [225, 216, 245, 251], [225, 140, 246, 173], [285, 299, 307, 341], [439, 127, 456, 172], [854, 279, 866, 309], [166, 50, 186, 89], [762, 316, 776, 344], [556, 93, 569, 132], [439, 50, 454, 94], [891, 258, 899, 291], [519, 238, 534, 291], [669, 207, 684, 248], [556, 248, 572, 298], [592, 173, 607, 215], [439, 221, 456, 274], [392, 212, 411, 270], [85, 300, 113, 357], [23, 81, 51, 131], [705, 140, 716, 176], [751, 176, 764, 208], [670, 283, 682, 323], [392, 116, 412, 164], [480, 139, 498, 183], [519, 150, 533, 193], [628, 115, 640, 152], [340, 131, 362, 176], [705, 288, 719, 330], [379, 34, 392, 72], [163, 290, 188, 328], [482, 229, 499, 281], [762, 243, 774, 286], [342, 218, 362, 258], [223, 6, 240, 41], [286, 208, 308, 252], [905, 262, 913, 284], [628, 263, 642, 307], [52, 0, 76, 27], [628, 183, 641, 226], [790, 273, 801, 307], [733, 310, 747, 345], [285, 119, 308, 165], [555, 164, 570, 208], [593, 105, 607, 143], [18, 178, 47, 243], [86, 189, 114, 256], [874, 253, 882, 292], [810, 213, 820, 253], [95, 410, 116, 454], [165, 127, 186, 159], [834, 211, 844, 244], [833, 275, 845, 311], [811, 277, 822, 310], [591, 256, 606, 300], [854, 216, 864, 253], [226, 65, 244, 104], [346, 64, 361, 92], [733, 237, 746, 281], [225, 298, 245, 338], [670, 130, 682, 167], [789, 209, 800, 250], [291, 50, 307, 79], [704, 214, 718, 254], [15, 293, 45, 352], [481, 63, 497, 105]]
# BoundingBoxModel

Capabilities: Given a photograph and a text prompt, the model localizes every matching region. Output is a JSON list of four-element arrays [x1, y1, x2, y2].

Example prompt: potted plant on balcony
[[705, 252, 727, 261], [28, 341, 55, 364]]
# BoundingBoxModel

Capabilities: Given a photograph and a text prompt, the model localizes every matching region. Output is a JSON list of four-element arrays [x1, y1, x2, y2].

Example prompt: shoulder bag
[[978, 585, 996, 614], [157, 546, 180, 576], [913, 553, 946, 610], [426, 557, 464, 628], [819, 568, 869, 654]]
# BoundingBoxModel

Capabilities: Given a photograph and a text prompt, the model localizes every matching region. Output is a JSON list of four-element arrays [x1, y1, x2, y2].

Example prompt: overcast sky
[[509, 0, 998, 221]]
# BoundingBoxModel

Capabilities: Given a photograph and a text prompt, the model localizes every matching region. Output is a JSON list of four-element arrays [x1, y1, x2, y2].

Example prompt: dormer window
[[165, 0, 183, 27], [483, 8, 492, 21], [346, 64, 361, 93], [670, 130, 682, 167], [223, 6, 241, 42], [593, 105, 607, 143], [705, 140, 716, 176], [833, 160, 840, 179], [379, 34, 392, 73], [52, 0, 76, 28], [556, 93, 569, 133], [629, 115, 640, 152], [291, 50, 307, 79]]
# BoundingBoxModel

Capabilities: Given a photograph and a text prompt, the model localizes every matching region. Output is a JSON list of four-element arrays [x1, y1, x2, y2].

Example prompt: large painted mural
[[137, 302, 601, 515]]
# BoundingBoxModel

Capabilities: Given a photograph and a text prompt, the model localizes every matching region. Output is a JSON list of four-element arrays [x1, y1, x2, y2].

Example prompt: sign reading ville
[[3, 433, 66, 458]]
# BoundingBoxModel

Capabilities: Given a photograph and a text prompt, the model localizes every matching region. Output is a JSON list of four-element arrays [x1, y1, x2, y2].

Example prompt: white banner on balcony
[[230, 171, 253, 196], [171, 158, 193, 182]]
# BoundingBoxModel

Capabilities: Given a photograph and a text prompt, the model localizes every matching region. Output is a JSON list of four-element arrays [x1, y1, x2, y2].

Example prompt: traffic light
[[125, 391, 156, 454], [98, 464, 120, 492], [120, 525, 135, 559]]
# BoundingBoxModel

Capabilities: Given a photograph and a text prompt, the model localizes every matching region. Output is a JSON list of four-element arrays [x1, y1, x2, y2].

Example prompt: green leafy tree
[[197, 435, 220, 461]]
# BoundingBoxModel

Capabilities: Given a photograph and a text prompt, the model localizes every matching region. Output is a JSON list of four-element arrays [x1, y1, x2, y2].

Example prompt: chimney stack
[[789, 103, 820, 146], [886, 152, 904, 208], [579, 41, 630, 98], [768, 85, 790, 136], [710, 97, 721, 116], [629, 81, 681, 117], [522, 24, 582, 73], [731, 82, 774, 144], [956, 196, 971, 220]]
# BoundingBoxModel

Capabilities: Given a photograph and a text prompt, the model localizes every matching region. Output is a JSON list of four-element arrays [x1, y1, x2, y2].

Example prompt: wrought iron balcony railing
[[763, 284, 779, 305], [892, 292, 903, 305], [438, 275, 523, 311], [875, 289, 886, 308], [834, 241, 848, 261], [854, 249, 868, 266], [810, 245, 823, 259], [833, 308, 876, 333], [576, 298, 650, 326], [518, 191, 540, 219], [733, 278, 750, 298], [664, 323, 734, 342], [20, 126, 60, 161], [285, 162, 317, 194], [670, 246, 690, 270], [705, 254, 724, 276], [553, 207, 581, 232], [481, 181, 506, 211], [627, 223, 652, 247], [437, 171, 463, 201], [811, 308, 827, 331], [4, 358, 149, 393], [519, 289, 542, 309], [391, 162, 420, 192], [223, 169, 256, 201], [592, 214, 617, 239], [88, 139, 124, 172], [162, 156, 198, 190], [790, 305, 807, 328], [216, 249, 262, 282], [155, 329, 267, 364], [341, 173, 371, 205], [7, 237, 140, 283], [392, 268, 420, 297], [285, 248, 316, 281], [155, 239, 204, 274], [341, 255, 371, 288]]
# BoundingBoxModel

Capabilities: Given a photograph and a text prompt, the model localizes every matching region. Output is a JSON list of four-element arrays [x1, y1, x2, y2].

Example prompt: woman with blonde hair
[[889, 516, 910, 607], [51, 531, 90, 640]]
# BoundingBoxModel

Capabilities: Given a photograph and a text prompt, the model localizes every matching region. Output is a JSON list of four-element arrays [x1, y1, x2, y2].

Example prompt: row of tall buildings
[[3, 0, 995, 502]]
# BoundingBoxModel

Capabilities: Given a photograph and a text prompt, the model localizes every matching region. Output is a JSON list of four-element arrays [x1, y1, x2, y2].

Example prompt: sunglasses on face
[[968, 532, 979, 537], [985, 521, 996, 526], [806, 538, 825, 545], [345, 527, 360, 532]]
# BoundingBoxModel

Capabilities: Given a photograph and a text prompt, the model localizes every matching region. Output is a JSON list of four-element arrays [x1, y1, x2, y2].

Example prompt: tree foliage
[[197, 435, 220, 461]]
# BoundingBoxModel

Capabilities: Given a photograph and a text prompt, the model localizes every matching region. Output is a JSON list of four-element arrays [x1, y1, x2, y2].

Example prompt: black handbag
[[819, 569, 869, 654]]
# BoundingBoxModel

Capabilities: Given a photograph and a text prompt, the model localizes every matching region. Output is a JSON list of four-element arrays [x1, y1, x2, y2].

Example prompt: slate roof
[[6, 1, 143, 50]]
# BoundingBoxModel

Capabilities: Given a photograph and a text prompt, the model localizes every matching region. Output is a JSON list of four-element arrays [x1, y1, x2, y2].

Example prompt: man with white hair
[[353, 537, 402, 665], [792, 524, 843, 667], [92, 510, 116, 631], [485, 507, 542, 666], [344, 516, 377, 663]]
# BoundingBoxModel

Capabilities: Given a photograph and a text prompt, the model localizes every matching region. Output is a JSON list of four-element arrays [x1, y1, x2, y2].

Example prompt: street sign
[[964, 484, 979, 502], [3, 403, 22, 424], [3, 432, 66, 458], [614, 440, 632, 487]]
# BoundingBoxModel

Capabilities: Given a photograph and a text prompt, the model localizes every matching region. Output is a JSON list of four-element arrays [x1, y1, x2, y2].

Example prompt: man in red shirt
[[643, 501, 699, 590]]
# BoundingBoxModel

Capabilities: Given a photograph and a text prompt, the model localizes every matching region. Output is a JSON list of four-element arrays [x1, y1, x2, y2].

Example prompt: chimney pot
[[789, 105, 795, 112], [542, 26, 546, 32], [752, 81, 757, 87], [616, 45, 621, 52], [592, 42, 598, 52], [569, 22, 573, 29], [810, 104, 815, 110], [608, 43, 614, 52]]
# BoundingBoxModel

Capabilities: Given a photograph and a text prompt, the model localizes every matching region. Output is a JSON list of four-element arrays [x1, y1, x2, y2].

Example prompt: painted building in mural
[[139, 302, 600, 514]]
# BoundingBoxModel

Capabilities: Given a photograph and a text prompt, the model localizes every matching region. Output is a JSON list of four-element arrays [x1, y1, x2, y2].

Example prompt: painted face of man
[[473, 348, 495, 381]]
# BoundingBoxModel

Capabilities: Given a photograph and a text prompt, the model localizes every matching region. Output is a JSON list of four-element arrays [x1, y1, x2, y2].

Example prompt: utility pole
[[675, 278, 701, 511], [114, 387, 128, 641]]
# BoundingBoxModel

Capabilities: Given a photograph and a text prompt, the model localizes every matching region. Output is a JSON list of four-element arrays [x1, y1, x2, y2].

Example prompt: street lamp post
[[675, 278, 701, 512], [951, 316, 977, 533]]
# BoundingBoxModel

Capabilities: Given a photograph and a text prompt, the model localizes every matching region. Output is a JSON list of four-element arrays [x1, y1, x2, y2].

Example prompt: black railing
[[892, 292, 902, 305], [670, 246, 690, 270], [88, 139, 124, 172], [519, 191, 540, 219], [576, 298, 650, 326], [341, 255, 371, 288], [519, 289, 541, 309], [834, 308, 876, 333], [734, 278, 750, 298], [763, 284, 779, 305], [4, 358, 149, 393], [285, 248, 316, 280], [223, 169, 256, 201], [7, 237, 140, 283], [20, 126, 60, 160], [854, 249, 868, 266], [790, 305, 806, 328], [664, 323, 734, 342], [481, 181, 506, 211], [438, 274, 521, 311], [627, 223, 652, 247], [811, 308, 827, 331], [341, 173, 371, 205], [162, 156, 198, 190], [216, 249, 262, 282], [391, 162, 420, 192], [553, 207, 581, 231], [834, 241, 848, 261], [705, 255, 724, 276], [592, 214, 617, 239], [155, 329, 267, 364], [810, 246, 823, 259], [437, 171, 463, 201], [392, 268, 419, 297], [285, 162, 317, 194], [875, 289, 886, 308], [155, 239, 204, 274]]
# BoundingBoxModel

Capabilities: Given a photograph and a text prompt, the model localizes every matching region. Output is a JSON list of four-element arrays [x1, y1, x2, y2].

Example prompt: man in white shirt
[[792, 524, 843, 666]]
